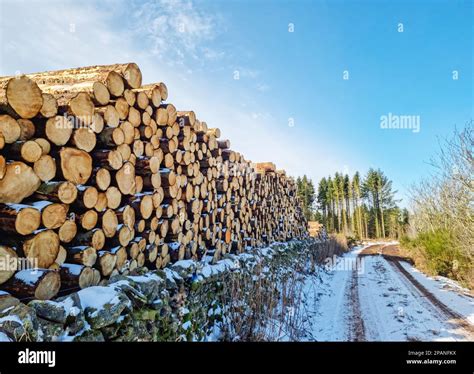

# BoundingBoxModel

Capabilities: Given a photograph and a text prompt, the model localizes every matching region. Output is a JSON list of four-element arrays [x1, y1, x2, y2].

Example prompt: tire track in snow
[[348, 266, 366, 341], [388, 258, 474, 339]]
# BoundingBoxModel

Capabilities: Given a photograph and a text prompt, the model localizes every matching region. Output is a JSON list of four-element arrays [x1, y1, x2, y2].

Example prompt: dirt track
[[353, 244, 474, 341], [301, 243, 473, 341]]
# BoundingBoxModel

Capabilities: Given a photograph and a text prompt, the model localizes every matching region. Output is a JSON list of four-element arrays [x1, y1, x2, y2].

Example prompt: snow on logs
[[0, 63, 308, 300]]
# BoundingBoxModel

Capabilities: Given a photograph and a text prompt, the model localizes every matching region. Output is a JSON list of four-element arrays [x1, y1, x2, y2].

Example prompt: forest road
[[348, 244, 474, 341]]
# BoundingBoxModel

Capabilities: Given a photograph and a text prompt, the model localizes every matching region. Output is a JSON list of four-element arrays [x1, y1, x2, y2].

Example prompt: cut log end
[[4, 76, 43, 119], [23, 230, 60, 269], [0, 115, 21, 144], [106, 71, 125, 97], [60, 147, 92, 185], [35, 271, 61, 300], [0, 246, 18, 285], [0, 162, 41, 203], [40, 93, 58, 118]]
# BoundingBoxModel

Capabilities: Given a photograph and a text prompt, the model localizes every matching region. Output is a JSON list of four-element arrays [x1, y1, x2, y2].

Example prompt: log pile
[[0, 63, 308, 300]]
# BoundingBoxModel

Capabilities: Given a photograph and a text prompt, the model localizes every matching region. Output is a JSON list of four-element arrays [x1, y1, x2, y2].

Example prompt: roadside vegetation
[[220, 235, 348, 341], [402, 122, 473, 288]]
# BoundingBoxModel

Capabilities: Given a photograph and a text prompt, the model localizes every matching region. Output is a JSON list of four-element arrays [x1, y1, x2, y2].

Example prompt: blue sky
[[0, 0, 472, 207]]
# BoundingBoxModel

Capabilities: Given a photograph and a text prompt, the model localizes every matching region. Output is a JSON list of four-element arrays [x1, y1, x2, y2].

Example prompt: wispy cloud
[[131, 0, 222, 65], [0, 0, 341, 185], [256, 83, 270, 92]]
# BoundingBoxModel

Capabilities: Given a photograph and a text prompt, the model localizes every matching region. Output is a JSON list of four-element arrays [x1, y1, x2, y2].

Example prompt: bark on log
[[59, 263, 95, 290], [0, 203, 41, 235], [1, 269, 60, 300]]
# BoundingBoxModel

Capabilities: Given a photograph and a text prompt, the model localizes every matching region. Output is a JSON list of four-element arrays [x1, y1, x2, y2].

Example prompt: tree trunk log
[[1, 269, 60, 300]]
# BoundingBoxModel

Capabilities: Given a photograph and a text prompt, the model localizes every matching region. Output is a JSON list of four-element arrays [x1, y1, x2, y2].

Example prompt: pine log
[[78, 210, 98, 230], [39, 93, 58, 118], [58, 219, 77, 243], [0, 203, 41, 235], [90, 167, 111, 191], [0, 162, 41, 203], [59, 263, 95, 290], [40, 202, 68, 229], [59, 147, 93, 185], [22, 230, 60, 268], [71, 229, 105, 250], [95, 251, 116, 277], [18, 65, 125, 97], [54, 245, 67, 266], [33, 181, 77, 204], [5, 140, 43, 163], [37, 115, 74, 146], [101, 209, 118, 238], [115, 162, 136, 195], [1, 269, 60, 300], [17, 119, 35, 141], [41, 81, 110, 106], [0, 246, 18, 285], [66, 246, 97, 267], [110, 246, 127, 270], [33, 155, 56, 182], [0, 76, 43, 119], [70, 127, 96, 152], [0, 115, 21, 143]]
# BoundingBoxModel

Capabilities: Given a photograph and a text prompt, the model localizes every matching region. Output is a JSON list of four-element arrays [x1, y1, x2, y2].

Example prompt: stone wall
[[0, 240, 316, 342]]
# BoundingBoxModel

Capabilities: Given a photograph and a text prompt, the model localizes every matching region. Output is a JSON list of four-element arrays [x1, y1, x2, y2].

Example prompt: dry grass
[[219, 236, 348, 341]]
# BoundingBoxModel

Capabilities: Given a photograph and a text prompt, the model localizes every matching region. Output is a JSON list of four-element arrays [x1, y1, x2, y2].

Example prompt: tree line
[[297, 170, 408, 239]]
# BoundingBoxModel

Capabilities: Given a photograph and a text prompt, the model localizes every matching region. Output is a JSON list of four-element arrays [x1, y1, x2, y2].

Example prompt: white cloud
[[131, 0, 221, 64], [0, 0, 343, 186]]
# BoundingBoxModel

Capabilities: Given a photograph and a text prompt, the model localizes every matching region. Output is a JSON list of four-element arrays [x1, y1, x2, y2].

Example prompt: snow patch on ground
[[0, 315, 23, 325], [0, 331, 12, 342], [294, 244, 473, 342], [399, 261, 474, 325], [299, 246, 365, 341], [358, 255, 462, 341]]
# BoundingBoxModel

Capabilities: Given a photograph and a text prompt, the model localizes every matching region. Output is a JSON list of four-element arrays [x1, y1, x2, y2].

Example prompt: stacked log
[[308, 221, 323, 238], [0, 63, 308, 301]]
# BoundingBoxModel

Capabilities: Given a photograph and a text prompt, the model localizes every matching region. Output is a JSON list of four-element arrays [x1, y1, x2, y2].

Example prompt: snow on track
[[301, 246, 365, 341], [301, 244, 473, 342]]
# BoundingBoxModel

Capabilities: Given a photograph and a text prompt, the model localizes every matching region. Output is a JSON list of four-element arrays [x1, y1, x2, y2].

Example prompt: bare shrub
[[406, 121, 473, 288]]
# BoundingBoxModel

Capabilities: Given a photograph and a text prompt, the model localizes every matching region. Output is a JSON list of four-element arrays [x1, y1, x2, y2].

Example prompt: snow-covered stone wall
[[0, 241, 313, 342]]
